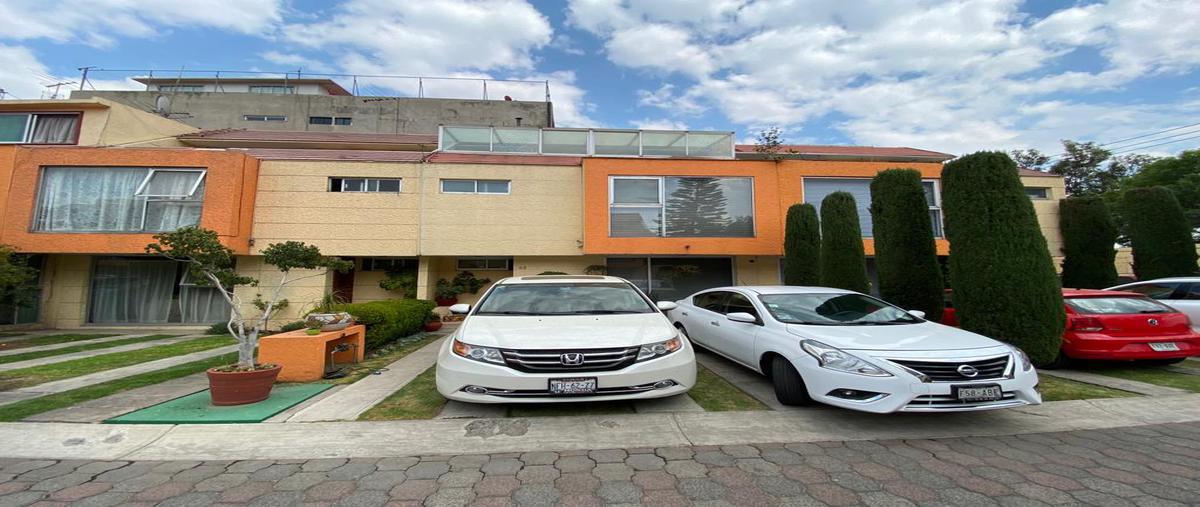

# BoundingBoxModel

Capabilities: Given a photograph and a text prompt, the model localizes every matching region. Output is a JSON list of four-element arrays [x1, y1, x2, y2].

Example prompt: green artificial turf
[[688, 364, 769, 411], [0, 334, 178, 365], [0, 334, 117, 351], [1036, 375, 1138, 402], [106, 383, 333, 424], [358, 366, 447, 421], [0, 335, 234, 391]]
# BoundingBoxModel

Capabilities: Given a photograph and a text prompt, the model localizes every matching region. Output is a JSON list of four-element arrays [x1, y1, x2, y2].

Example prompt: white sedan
[[669, 286, 1041, 413], [436, 275, 696, 403]]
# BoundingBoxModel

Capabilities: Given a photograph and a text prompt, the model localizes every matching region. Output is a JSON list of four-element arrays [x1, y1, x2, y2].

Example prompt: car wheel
[[771, 356, 813, 406]]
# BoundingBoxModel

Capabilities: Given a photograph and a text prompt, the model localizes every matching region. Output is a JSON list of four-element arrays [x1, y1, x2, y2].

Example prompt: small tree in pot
[[146, 226, 352, 405]]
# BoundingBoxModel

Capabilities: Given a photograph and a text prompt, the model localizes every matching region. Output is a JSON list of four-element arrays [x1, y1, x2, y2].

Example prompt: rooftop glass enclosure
[[439, 126, 735, 158]]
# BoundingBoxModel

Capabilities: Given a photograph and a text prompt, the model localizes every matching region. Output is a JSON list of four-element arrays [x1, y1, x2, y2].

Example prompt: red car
[[943, 289, 1200, 365]]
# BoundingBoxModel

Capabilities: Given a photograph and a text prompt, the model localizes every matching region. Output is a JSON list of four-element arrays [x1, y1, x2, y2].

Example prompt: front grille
[[904, 391, 1019, 410], [501, 346, 639, 373], [889, 355, 1010, 382], [466, 380, 672, 397]]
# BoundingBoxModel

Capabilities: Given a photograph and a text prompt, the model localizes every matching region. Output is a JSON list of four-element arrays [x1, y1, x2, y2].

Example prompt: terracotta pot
[[423, 320, 444, 332], [435, 296, 458, 306], [206, 364, 281, 406]]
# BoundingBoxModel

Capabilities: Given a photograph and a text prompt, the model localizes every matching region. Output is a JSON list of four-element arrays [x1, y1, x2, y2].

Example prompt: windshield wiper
[[563, 310, 646, 315], [474, 311, 544, 316]]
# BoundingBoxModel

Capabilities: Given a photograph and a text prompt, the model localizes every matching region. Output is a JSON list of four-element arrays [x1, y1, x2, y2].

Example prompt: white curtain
[[29, 114, 78, 143], [36, 167, 146, 232], [144, 180, 204, 232], [178, 272, 231, 324], [89, 259, 176, 324]]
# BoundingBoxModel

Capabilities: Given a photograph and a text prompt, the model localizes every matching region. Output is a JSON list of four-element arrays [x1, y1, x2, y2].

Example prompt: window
[[334, 117, 352, 126], [1025, 187, 1050, 199], [725, 293, 759, 319], [607, 257, 734, 301], [329, 178, 401, 193], [158, 85, 204, 92], [1123, 282, 1181, 299], [438, 126, 735, 157], [641, 131, 687, 157], [249, 85, 294, 94], [361, 257, 417, 272], [243, 115, 286, 122], [35, 167, 205, 233], [492, 128, 538, 153], [440, 179, 510, 194], [457, 257, 512, 270], [693, 292, 730, 313], [474, 283, 655, 316], [594, 130, 640, 156], [803, 178, 943, 238], [441, 126, 492, 151], [609, 176, 754, 237], [309, 116, 333, 125], [89, 257, 229, 324], [0, 113, 80, 144], [541, 130, 588, 154], [1065, 297, 1173, 315]]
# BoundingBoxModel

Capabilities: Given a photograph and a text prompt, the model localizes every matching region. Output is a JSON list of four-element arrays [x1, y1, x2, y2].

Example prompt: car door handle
[[710, 321, 720, 327], [681, 312, 688, 316]]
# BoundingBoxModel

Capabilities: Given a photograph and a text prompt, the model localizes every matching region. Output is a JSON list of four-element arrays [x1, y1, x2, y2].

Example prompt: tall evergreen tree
[[818, 192, 870, 292], [783, 203, 821, 285], [1124, 186, 1199, 280], [942, 152, 1064, 365], [664, 177, 729, 236], [1059, 197, 1119, 288], [869, 169, 943, 321]]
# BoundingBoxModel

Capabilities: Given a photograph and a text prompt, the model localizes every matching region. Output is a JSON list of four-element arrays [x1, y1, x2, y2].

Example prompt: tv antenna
[[43, 80, 76, 99]]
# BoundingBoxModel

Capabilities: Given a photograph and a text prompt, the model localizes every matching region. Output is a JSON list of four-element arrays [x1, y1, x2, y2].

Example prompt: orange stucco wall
[[584, 157, 949, 256], [0, 146, 258, 254]]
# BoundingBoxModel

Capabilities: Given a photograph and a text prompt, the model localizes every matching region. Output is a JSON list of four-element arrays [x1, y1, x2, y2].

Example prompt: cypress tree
[[818, 192, 870, 293], [664, 177, 729, 236], [1124, 186, 1199, 280], [942, 152, 1064, 365], [869, 169, 944, 321], [783, 203, 821, 285], [1059, 197, 1119, 288]]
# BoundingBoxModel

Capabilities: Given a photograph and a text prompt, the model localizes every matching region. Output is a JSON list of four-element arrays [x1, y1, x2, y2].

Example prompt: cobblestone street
[[2, 422, 1199, 506]]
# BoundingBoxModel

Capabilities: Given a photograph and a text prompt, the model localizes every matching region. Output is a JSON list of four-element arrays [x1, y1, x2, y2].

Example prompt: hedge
[[818, 192, 870, 293], [1059, 197, 1119, 288], [1123, 186, 1199, 280], [869, 169, 944, 321], [783, 203, 821, 285], [941, 152, 1064, 365], [334, 299, 436, 350]]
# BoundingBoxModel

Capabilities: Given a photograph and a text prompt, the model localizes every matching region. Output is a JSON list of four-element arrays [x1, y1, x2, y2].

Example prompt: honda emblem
[[560, 353, 585, 366]]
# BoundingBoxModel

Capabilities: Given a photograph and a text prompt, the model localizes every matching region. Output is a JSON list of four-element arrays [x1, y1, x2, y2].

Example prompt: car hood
[[457, 313, 676, 349], [784, 321, 1003, 352]]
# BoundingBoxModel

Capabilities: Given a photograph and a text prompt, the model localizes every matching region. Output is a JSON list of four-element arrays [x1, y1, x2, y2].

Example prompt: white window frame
[[609, 176, 665, 237], [439, 179, 511, 195], [1025, 187, 1051, 200], [134, 169, 207, 198], [333, 177, 402, 193], [435, 126, 735, 159], [0, 112, 81, 145], [802, 176, 943, 239], [923, 179, 944, 239], [249, 85, 294, 94], [242, 115, 287, 122], [456, 257, 512, 271]]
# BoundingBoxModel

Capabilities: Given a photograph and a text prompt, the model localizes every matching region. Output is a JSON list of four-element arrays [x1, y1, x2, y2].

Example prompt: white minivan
[[435, 275, 696, 403]]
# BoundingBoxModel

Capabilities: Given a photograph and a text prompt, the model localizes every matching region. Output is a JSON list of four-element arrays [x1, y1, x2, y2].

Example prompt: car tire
[[771, 356, 813, 406]]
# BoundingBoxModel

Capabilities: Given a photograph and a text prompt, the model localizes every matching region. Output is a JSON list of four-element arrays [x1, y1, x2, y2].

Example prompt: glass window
[[804, 178, 874, 236], [440, 179, 509, 194], [759, 293, 921, 325], [726, 293, 759, 318], [329, 178, 401, 193], [89, 257, 230, 324], [158, 85, 204, 92], [492, 128, 539, 153], [474, 282, 656, 316], [334, 117, 352, 126], [456, 257, 511, 270], [692, 291, 730, 312], [441, 127, 491, 151], [687, 132, 732, 157], [0, 114, 29, 142], [610, 176, 753, 238], [641, 131, 686, 157], [610, 208, 662, 237], [243, 115, 286, 122], [594, 131, 640, 156], [1122, 282, 1180, 299], [922, 181, 943, 238], [541, 130, 588, 154], [0, 113, 79, 144], [478, 180, 510, 194], [35, 167, 206, 233], [249, 85, 293, 94], [137, 170, 204, 198], [441, 180, 476, 193], [309, 116, 333, 125], [1185, 284, 1200, 300], [612, 178, 660, 204], [1066, 296, 1174, 314], [1025, 187, 1050, 199]]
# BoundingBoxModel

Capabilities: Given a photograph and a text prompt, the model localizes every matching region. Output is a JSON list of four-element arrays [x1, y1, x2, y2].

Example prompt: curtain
[[35, 167, 146, 232], [144, 181, 204, 232], [29, 114, 78, 143], [89, 258, 176, 324], [179, 272, 231, 324]]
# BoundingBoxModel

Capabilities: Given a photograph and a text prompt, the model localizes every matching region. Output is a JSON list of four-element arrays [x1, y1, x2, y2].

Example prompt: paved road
[[2, 422, 1199, 506]]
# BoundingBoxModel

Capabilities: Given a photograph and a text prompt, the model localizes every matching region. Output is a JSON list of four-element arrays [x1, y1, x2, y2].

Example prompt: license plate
[[1149, 342, 1180, 352], [953, 384, 1002, 402], [549, 377, 597, 395]]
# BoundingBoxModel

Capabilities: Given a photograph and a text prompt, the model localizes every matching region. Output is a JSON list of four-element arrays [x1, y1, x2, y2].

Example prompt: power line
[[1098, 128, 1200, 154], [1108, 133, 1200, 156], [1045, 121, 1200, 161], [1101, 121, 1200, 149]]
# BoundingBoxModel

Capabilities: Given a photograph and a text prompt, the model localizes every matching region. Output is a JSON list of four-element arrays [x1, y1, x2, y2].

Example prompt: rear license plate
[[549, 377, 597, 395], [953, 384, 1002, 402], [1149, 342, 1180, 352]]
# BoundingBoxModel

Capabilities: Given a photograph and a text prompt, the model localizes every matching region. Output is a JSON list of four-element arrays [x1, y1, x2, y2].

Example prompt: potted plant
[[378, 268, 417, 298], [423, 312, 444, 332], [147, 227, 351, 406], [303, 291, 353, 332], [434, 271, 491, 306]]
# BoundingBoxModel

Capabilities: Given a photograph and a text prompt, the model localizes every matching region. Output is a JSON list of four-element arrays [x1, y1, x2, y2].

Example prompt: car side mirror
[[907, 310, 927, 319], [656, 301, 678, 311], [448, 303, 471, 315], [727, 312, 758, 324]]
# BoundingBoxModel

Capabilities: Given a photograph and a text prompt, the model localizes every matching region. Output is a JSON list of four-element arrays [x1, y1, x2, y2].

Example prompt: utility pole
[[77, 66, 96, 90], [43, 81, 75, 99]]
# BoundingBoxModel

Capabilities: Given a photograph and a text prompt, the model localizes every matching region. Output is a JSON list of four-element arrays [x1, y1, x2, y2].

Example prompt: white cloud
[[259, 51, 334, 73], [632, 118, 688, 130], [0, 44, 53, 99]]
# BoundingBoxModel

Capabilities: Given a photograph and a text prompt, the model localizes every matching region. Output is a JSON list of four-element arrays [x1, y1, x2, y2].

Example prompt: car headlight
[[1012, 346, 1033, 371], [800, 340, 893, 377], [637, 336, 682, 362], [452, 339, 505, 365]]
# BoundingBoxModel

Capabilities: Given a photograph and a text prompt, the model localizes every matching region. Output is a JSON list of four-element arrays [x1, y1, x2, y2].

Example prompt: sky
[[1, 0, 1199, 157]]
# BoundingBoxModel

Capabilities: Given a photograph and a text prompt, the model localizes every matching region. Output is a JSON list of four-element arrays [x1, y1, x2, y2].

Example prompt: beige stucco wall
[[36, 254, 92, 328], [1021, 175, 1066, 269], [232, 255, 331, 326], [735, 255, 782, 286], [92, 100, 196, 147], [512, 255, 605, 276]]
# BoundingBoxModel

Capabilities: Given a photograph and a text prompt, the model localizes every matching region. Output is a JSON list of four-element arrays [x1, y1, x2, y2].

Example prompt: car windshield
[[759, 293, 921, 325], [1066, 296, 1174, 315], [474, 282, 657, 316]]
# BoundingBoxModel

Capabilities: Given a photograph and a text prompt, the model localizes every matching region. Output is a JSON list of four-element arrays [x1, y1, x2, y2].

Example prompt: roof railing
[[438, 126, 735, 159]]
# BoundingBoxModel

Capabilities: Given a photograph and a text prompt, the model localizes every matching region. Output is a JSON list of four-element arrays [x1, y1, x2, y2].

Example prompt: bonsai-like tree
[[146, 226, 352, 370]]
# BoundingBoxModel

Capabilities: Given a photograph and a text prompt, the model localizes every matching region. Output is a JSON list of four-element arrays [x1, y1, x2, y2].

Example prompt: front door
[[332, 258, 355, 302]]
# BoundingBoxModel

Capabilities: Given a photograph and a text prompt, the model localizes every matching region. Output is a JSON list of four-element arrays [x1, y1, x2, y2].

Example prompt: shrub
[[941, 152, 1064, 365], [334, 299, 436, 350], [1059, 197, 1119, 288], [279, 321, 307, 332], [205, 322, 230, 336], [1123, 186, 1199, 280], [869, 169, 944, 321], [818, 192, 870, 292], [783, 203, 821, 285], [538, 271, 569, 275]]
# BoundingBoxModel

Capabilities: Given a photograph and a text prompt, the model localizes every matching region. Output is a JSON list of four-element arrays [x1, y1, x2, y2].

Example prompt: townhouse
[[0, 96, 1066, 329]]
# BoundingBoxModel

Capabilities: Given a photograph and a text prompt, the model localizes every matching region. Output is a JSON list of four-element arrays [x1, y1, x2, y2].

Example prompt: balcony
[[438, 126, 735, 159]]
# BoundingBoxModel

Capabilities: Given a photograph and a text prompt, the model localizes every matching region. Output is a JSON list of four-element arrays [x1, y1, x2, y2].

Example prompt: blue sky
[[2, 0, 1199, 156]]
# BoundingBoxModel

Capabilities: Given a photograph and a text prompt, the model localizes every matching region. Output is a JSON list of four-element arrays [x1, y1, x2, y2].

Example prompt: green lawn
[[1037, 375, 1138, 401], [0, 334, 178, 365], [688, 364, 769, 411], [323, 333, 445, 385], [1086, 364, 1200, 393], [0, 334, 117, 351], [0, 335, 234, 391], [358, 366, 447, 421], [0, 352, 238, 422]]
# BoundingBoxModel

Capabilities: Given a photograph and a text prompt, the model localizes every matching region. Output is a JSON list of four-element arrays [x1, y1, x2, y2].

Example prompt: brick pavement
[[2, 421, 1200, 506]]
